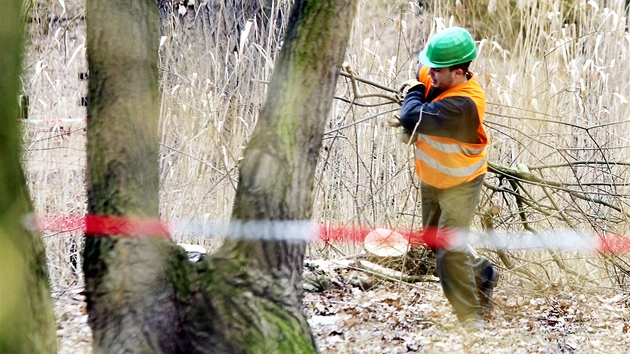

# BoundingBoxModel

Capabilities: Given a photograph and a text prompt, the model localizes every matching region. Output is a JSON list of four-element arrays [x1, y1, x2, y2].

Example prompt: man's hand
[[387, 115, 402, 127], [387, 115, 418, 144], [398, 79, 425, 101], [399, 128, 418, 144]]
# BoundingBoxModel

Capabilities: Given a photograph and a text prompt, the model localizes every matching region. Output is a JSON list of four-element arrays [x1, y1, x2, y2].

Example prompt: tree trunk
[[84, 0, 182, 352], [0, 1, 57, 352], [214, 0, 358, 344], [84, 0, 356, 352]]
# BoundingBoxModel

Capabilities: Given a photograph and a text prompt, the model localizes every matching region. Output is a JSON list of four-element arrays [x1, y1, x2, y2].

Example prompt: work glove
[[387, 115, 402, 127], [398, 128, 418, 144], [387, 115, 418, 144], [398, 79, 425, 101]]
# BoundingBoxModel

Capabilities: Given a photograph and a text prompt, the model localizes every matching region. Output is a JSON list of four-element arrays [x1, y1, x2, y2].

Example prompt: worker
[[389, 26, 499, 331]]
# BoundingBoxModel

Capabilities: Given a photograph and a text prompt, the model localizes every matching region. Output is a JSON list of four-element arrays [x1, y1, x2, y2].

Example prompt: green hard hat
[[418, 27, 478, 68]]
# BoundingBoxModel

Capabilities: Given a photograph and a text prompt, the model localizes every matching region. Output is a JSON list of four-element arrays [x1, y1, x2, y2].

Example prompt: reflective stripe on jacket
[[413, 66, 488, 189]]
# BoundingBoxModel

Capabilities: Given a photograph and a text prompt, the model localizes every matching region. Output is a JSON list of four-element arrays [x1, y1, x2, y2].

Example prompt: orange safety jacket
[[407, 66, 488, 189]]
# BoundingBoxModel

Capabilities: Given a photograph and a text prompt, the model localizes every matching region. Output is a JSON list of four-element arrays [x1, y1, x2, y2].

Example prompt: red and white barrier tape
[[23, 213, 630, 253], [18, 118, 87, 124]]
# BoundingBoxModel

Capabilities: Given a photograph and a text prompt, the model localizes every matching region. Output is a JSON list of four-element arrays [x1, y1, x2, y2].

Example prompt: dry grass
[[19, 0, 630, 351], [156, 0, 293, 252], [465, 0, 630, 288], [22, 0, 86, 289], [23, 0, 630, 287]]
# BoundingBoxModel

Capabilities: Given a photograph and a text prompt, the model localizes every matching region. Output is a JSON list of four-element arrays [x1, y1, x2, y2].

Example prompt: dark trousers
[[421, 174, 495, 321]]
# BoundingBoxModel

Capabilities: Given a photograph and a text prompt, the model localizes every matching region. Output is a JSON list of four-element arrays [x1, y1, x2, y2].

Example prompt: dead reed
[[20, 0, 630, 292]]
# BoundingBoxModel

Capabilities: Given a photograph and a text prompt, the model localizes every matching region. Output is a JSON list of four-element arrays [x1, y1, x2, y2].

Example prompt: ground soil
[[54, 264, 630, 353]]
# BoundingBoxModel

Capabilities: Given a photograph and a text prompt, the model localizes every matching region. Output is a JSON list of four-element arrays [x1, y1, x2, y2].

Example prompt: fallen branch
[[356, 260, 439, 283]]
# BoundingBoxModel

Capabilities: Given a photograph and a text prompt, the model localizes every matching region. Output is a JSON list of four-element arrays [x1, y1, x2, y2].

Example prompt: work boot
[[461, 316, 486, 332], [478, 265, 499, 315]]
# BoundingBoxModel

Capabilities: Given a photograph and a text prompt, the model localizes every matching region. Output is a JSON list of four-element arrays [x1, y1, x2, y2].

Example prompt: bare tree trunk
[[0, 1, 57, 352], [83, 0, 182, 352], [84, 0, 356, 352], [216, 0, 358, 341]]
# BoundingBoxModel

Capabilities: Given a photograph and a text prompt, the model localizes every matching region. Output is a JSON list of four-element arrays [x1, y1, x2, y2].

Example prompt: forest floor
[[304, 284, 630, 353], [53, 261, 630, 354]]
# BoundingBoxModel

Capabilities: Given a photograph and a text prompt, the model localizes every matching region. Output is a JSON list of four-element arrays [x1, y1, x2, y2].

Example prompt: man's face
[[428, 67, 461, 91]]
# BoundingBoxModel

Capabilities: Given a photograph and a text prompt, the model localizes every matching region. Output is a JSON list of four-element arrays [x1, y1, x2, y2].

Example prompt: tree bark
[[0, 1, 57, 352], [84, 0, 356, 352]]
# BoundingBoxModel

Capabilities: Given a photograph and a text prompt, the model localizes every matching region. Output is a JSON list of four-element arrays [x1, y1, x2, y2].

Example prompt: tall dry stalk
[[20, 0, 630, 293], [157, 0, 291, 251], [22, 0, 87, 289]]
